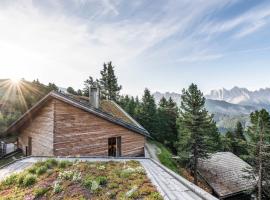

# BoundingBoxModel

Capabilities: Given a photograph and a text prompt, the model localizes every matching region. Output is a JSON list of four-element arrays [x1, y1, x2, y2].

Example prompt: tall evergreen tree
[[47, 83, 58, 92], [247, 110, 270, 199], [137, 89, 158, 136], [157, 97, 178, 152], [205, 119, 222, 152], [236, 121, 245, 140], [177, 83, 218, 185], [83, 76, 98, 97], [118, 95, 137, 117], [67, 87, 77, 95], [234, 121, 248, 158], [221, 131, 234, 151], [222, 122, 248, 158], [99, 62, 122, 101], [77, 89, 83, 96]]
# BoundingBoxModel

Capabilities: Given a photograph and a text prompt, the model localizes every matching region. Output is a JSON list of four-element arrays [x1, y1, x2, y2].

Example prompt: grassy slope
[[148, 140, 178, 173], [148, 140, 212, 193]]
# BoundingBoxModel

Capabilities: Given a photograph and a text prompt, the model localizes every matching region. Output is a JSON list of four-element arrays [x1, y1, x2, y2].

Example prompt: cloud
[[234, 20, 266, 38], [176, 53, 223, 63], [0, 0, 183, 86], [200, 4, 270, 38], [0, 0, 269, 93]]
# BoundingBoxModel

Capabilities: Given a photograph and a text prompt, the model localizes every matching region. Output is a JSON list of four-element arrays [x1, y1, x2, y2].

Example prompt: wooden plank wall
[[54, 99, 145, 157], [18, 100, 54, 156]]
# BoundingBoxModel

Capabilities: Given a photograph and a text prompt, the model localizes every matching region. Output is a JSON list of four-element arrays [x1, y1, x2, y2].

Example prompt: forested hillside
[[0, 79, 58, 135], [153, 92, 263, 133], [1, 62, 270, 199]]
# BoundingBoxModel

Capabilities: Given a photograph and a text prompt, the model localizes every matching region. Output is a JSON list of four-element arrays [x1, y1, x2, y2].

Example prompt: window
[[108, 137, 121, 157]]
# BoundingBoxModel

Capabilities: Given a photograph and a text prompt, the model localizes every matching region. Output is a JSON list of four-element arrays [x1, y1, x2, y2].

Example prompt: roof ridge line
[[53, 92, 149, 134], [108, 100, 146, 130]]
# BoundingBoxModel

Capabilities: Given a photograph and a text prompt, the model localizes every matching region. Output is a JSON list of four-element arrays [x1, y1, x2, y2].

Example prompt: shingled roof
[[5, 91, 150, 137], [69, 95, 144, 129], [198, 152, 256, 199]]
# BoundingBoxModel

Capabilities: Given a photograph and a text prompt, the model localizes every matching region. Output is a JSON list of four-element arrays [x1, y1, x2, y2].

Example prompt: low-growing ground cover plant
[[0, 159, 163, 200]]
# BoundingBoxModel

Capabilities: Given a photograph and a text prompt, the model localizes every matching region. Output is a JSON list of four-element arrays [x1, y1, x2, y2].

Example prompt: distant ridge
[[152, 88, 270, 133], [152, 91, 257, 115], [206, 87, 270, 108]]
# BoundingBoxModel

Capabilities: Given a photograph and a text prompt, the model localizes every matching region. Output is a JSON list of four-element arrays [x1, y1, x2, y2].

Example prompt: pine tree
[[177, 83, 217, 185], [157, 97, 178, 152], [206, 119, 222, 152], [67, 87, 77, 95], [234, 121, 248, 158], [77, 89, 83, 96], [137, 89, 158, 136], [221, 131, 234, 151], [47, 83, 58, 92], [118, 95, 136, 116], [236, 121, 245, 140], [222, 122, 248, 158], [99, 62, 122, 101], [156, 97, 169, 142], [247, 110, 270, 199], [83, 76, 98, 97]]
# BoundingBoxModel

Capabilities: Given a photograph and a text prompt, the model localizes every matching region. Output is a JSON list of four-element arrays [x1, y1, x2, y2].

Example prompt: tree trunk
[[194, 143, 198, 185], [258, 119, 264, 200]]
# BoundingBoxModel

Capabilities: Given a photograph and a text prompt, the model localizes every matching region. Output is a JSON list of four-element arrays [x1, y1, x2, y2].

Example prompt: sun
[[10, 77, 21, 85]]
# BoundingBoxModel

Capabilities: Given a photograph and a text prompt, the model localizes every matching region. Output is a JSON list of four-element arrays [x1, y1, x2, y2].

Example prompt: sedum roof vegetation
[[74, 95, 139, 128], [0, 159, 162, 200]]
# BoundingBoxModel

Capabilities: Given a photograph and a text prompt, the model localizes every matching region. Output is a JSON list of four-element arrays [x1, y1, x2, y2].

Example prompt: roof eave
[[5, 91, 150, 138]]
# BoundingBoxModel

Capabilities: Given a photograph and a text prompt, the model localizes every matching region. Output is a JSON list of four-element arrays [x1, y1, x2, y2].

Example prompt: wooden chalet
[[5, 87, 149, 157]]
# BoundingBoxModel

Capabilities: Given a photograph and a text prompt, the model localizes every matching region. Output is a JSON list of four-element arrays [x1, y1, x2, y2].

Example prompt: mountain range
[[206, 87, 270, 109], [153, 87, 270, 133]]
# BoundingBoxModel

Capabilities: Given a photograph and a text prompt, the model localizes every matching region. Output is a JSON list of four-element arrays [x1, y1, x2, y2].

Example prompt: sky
[[1, 0, 270, 96]]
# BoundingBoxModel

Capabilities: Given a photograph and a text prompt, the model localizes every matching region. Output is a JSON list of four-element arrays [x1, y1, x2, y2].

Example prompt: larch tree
[[177, 83, 218, 185]]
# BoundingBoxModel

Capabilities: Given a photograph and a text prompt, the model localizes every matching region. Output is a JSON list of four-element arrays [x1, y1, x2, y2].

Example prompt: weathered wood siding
[[18, 100, 54, 156], [54, 99, 145, 157]]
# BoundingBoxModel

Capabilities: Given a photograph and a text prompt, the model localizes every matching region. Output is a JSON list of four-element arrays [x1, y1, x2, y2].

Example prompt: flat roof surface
[[0, 157, 217, 200]]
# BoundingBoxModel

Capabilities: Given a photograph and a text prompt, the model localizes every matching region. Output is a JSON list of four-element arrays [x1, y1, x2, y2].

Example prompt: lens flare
[[10, 78, 21, 84]]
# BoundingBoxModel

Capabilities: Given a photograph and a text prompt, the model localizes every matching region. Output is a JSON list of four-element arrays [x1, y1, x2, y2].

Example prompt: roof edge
[[5, 91, 150, 137], [108, 100, 147, 130]]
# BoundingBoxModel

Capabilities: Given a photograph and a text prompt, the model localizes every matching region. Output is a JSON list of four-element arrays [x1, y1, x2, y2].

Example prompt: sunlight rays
[[0, 79, 49, 114], [10, 77, 21, 85], [0, 79, 28, 112]]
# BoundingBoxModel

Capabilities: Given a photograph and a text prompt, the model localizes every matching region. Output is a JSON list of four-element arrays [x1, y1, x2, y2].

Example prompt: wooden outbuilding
[[198, 152, 256, 199], [5, 89, 149, 157]]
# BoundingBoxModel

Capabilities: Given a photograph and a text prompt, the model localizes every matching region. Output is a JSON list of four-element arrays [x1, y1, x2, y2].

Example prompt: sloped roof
[[5, 91, 149, 137], [69, 95, 144, 129], [198, 152, 256, 199]]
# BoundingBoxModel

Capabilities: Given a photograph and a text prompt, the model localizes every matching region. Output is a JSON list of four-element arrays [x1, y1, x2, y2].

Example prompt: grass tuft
[[22, 174, 36, 187], [58, 160, 72, 169], [3, 174, 18, 186], [36, 166, 47, 175], [34, 187, 50, 197]]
